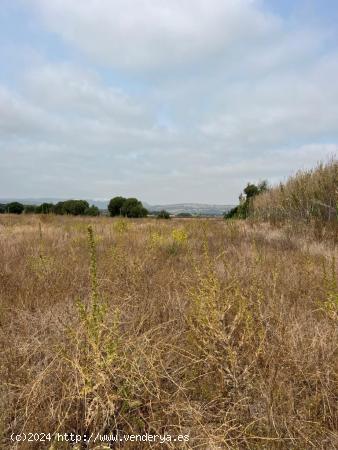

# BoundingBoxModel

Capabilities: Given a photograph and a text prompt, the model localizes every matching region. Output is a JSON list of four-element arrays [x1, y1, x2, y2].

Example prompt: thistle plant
[[76, 226, 108, 349]]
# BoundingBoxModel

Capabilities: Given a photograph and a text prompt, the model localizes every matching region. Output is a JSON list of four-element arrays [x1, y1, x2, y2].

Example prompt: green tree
[[84, 205, 100, 216], [224, 181, 268, 219], [157, 210, 170, 219], [121, 198, 148, 218], [24, 205, 37, 214], [257, 180, 268, 193], [54, 202, 65, 215], [36, 202, 54, 214], [224, 206, 239, 219], [61, 200, 89, 215], [108, 196, 126, 217], [6, 202, 24, 214], [244, 183, 259, 199], [53, 200, 89, 215]]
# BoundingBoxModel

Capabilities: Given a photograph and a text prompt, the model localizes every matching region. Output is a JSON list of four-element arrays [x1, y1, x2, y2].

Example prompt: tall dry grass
[[251, 158, 338, 241], [0, 214, 337, 449]]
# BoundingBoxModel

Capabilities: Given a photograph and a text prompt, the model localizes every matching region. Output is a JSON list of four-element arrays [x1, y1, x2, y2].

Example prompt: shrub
[[113, 218, 129, 233], [24, 205, 37, 214], [84, 205, 100, 216], [224, 206, 239, 219], [63, 200, 89, 215], [35, 203, 54, 214], [6, 202, 24, 214], [53, 201, 65, 215], [224, 181, 268, 219], [149, 230, 164, 248], [157, 210, 170, 219], [172, 228, 188, 244]]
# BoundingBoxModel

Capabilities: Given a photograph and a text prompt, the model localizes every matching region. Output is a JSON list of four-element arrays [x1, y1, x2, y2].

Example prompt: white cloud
[[31, 0, 278, 70], [1, 62, 335, 203], [199, 52, 338, 147], [1, 1, 337, 202], [0, 85, 46, 136], [23, 65, 148, 124]]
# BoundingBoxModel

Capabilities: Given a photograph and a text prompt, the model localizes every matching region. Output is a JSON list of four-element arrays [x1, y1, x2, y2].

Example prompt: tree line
[[1, 189, 267, 219], [0, 200, 100, 216], [0, 197, 151, 218]]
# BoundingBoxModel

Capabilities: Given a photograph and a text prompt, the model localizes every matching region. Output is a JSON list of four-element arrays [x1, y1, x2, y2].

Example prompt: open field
[[0, 215, 337, 449]]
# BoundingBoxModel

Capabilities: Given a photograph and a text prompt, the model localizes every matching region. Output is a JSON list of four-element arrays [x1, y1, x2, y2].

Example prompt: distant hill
[[144, 203, 234, 216], [0, 199, 234, 216]]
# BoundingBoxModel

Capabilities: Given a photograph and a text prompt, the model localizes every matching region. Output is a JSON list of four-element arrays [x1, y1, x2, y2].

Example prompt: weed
[[113, 219, 129, 234], [0, 214, 337, 449], [172, 227, 188, 244]]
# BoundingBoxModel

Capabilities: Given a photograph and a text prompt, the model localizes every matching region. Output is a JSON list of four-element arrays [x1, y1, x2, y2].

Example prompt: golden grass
[[251, 158, 338, 242], [0, 214, 337, 449]]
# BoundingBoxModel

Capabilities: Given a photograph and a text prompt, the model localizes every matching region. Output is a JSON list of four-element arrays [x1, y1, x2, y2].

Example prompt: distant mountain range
[[144, 203, 234, 216], [0, 198, 234, 216]]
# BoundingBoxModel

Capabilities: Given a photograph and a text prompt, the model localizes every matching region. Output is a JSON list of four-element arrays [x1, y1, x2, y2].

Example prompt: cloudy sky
[[1, 0, 337, 204]]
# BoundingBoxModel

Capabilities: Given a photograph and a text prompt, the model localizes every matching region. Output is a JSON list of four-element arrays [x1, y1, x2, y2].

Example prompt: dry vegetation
[[251, 159, 338, 243], [0, 214, 337, 449]]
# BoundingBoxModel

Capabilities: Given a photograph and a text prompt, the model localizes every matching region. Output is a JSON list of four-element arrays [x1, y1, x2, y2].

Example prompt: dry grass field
[[0, 214, 337, 449]]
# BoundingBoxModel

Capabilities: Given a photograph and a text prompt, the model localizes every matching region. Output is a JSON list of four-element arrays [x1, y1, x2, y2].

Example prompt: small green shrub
[[157, 210, 170, 219]]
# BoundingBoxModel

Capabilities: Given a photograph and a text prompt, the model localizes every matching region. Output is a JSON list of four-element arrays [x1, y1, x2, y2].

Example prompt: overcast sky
[[1, 0, 337, 204]]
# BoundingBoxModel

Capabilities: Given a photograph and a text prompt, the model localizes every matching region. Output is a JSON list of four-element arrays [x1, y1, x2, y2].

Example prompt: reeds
[[251, 158, 338, 241]]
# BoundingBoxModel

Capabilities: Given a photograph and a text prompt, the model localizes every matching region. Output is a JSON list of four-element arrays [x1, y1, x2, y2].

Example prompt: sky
[[0, 0, 337, 204]]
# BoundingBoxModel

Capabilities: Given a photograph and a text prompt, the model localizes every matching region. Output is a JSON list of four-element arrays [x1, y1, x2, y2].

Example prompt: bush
[[6, 202, 24, 214], [84, 205, 100, 216], [53, 202, 65, 215], [172, 228, 188, 243], [63, 200, 89, 216], [224, 181, 267, 219], [157, 210, 170, 219], [24, 205, 37, 214], [224, 206, 239, 219], [35, 203, 54, 214]]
